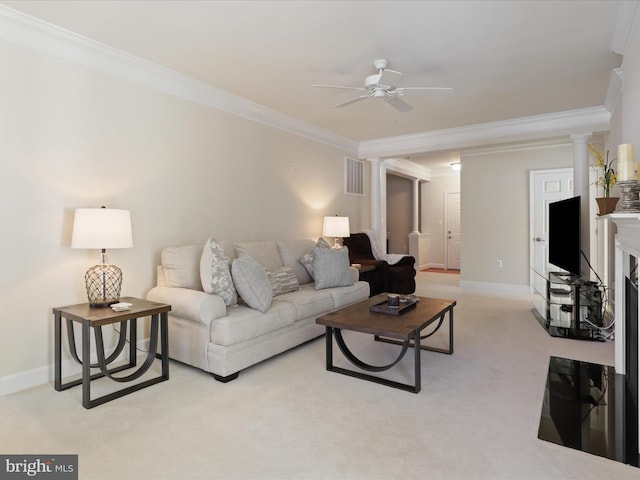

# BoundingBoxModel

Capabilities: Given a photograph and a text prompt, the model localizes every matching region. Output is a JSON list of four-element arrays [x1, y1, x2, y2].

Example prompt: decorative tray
[[369, 298, 418, 316]]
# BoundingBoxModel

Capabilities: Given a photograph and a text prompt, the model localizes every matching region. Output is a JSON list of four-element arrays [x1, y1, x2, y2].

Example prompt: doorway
[[445, 192, 461, 270], [529, 168, 598, 318]]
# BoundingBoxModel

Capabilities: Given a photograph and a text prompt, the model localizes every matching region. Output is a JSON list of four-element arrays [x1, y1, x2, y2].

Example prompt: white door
[[530, 169, 574, 317], [445, 192, 461, 270]]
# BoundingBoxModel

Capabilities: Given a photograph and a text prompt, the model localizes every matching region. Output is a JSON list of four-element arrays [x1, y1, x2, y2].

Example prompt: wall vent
[[345, 157, 364, 196]]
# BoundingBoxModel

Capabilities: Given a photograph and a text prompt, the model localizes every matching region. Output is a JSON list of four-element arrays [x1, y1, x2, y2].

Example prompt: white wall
[[421, 174, 460, 268], [460, 144, 575, 288], [0, 40, 367, 386]]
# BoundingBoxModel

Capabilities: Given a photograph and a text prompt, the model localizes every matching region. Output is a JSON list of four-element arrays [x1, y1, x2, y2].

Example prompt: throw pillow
[[297, 237, 332, 278], [312, 246, 354, 290], [276, 239, 315, 285], [200, 237, 237, 307], [234, 241, 283, 270], [266, 266, 300, 296], [161, 244, 203, 290], [231, 255, 273, 313]]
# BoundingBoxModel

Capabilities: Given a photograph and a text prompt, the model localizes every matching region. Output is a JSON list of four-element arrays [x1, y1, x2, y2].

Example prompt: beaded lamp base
[[85, 263, 122, 308]]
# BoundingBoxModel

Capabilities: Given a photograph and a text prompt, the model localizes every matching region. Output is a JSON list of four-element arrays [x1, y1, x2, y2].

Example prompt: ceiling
[[0, 0, 623, 168]]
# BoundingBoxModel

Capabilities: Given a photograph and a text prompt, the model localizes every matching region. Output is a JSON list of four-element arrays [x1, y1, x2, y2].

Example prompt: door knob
[[534, 237, 545, 242]]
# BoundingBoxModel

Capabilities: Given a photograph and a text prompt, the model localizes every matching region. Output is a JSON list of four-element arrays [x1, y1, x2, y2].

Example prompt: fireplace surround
[[611, 213, 640, 465]]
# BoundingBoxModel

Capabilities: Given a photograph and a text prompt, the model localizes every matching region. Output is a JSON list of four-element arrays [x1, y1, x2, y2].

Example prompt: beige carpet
[[0, 272, 637, 479]]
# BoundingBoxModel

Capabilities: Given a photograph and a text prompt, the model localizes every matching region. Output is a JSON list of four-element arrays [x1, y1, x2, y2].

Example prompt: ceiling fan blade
[[335, 95, 370, 108], [385, 96, 413, 112], [396, 87, 455, 96], [378, 68, 402, 86], [312, 84, 366, 92]]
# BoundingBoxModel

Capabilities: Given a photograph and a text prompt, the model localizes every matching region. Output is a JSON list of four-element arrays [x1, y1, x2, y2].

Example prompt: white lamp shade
[[71, 208, 133, 249], [323, 216, 350, 238]]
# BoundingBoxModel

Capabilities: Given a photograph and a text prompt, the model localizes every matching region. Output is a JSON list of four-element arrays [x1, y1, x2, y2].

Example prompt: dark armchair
[[343, 232, 416, 296]]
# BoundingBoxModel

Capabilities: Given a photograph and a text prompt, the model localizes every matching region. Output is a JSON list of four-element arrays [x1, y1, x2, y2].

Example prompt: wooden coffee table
[[316, 293, 455, 393]]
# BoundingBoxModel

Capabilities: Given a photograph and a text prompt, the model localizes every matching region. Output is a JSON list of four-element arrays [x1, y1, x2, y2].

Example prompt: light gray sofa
[[146, 238, 369, 382]]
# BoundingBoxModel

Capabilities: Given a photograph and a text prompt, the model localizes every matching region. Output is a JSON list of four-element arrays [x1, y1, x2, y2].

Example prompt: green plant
[[589, 144, 616, 197]]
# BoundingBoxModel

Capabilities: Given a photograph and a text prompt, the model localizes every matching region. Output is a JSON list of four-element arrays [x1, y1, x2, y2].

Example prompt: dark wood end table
[[53, 297, 171, 408], [316, 293, 455, 393]]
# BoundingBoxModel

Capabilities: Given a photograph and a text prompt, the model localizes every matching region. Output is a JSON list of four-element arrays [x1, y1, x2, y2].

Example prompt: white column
[[368, 158, 382, 234], [379, 162, 388, 254], [571, 133, 592, 275], [614, 237, 625, 374], [411, 178, 421, 235]]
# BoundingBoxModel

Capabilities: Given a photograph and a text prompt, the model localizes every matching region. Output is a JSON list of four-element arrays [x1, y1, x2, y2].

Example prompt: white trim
[[0, 5, 358, 155], [611, 0, 640, 57], [423, 262, 445, 270], [383, 158, 431, 181], [359, 107, 610, 158], [0, 364, 51, 396], [444, 191, 461, 270], [0, 338, 151, 396], [605, 68, 623, 113], [463, 138, 572, 157]]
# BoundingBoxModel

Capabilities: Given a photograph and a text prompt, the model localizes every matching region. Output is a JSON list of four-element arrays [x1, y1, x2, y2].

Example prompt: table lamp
[[71, 207, 133, 307], [323, 216, 350, 249]]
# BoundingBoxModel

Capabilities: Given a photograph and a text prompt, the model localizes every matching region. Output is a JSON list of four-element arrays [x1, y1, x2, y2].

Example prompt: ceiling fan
[[312, 59, 454, 112]]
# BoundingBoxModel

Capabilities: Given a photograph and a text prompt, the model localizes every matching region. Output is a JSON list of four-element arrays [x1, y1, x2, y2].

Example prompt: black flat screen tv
[[548, 196, 581, 276]]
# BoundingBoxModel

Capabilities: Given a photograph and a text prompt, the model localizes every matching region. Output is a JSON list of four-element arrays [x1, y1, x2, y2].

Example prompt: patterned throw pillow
[[266, 266, 300, 296], [200, 237, 237, 306], [312, 245, 354, 290], [231, 255, 273, 313], [297, 237, 331, 278]]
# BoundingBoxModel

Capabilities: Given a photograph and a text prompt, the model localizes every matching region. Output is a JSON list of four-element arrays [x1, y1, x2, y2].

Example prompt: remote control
[[111, 302, 133, 309]]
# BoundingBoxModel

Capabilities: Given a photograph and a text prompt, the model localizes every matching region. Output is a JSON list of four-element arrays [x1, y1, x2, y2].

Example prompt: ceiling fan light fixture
[[313, 58, 454, 112]]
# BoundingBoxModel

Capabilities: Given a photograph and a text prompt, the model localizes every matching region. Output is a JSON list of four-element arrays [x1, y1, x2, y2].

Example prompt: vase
[[596, 197, 619, 215]]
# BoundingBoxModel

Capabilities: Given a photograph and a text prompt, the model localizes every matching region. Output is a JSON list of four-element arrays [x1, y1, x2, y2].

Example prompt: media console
[[532, 270, 604, 340]]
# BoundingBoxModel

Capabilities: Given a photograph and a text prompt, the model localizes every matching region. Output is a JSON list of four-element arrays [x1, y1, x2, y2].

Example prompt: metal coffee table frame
[[319, 294, 455, 393]]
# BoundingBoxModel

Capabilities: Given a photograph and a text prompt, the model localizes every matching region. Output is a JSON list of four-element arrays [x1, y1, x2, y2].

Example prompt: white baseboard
[[0, 338, 151, 396], [419, 263, 445, 270]]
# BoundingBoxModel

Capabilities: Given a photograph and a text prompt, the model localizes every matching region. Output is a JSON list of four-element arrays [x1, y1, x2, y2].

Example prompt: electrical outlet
[[497, 259, 503, 268]]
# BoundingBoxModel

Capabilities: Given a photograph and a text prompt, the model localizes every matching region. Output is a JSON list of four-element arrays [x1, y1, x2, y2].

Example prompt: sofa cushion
[[210, 302, 296, 346], [200, 236, 237, 307], [297, 237, 331, 278], [277, 239, 315, 285], [274, 284, 335, 319], [266, 266, 300, 296], [231, 255, 273, 313], [313, 246, 354, 290], [324, 281, 370, 308], [234, 241, 283, 270], [161, 244, 203, 290]]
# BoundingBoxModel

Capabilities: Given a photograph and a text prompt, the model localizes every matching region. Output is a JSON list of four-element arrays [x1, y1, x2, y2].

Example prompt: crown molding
[[605, 67, 623, 113], [0, 5, 615, 162], [611, 0, 640, 57], [358, 107, 611, 159], [461, 138, 573, 158], [384, 158, 431, 182], [0, 6, 359, 155]]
